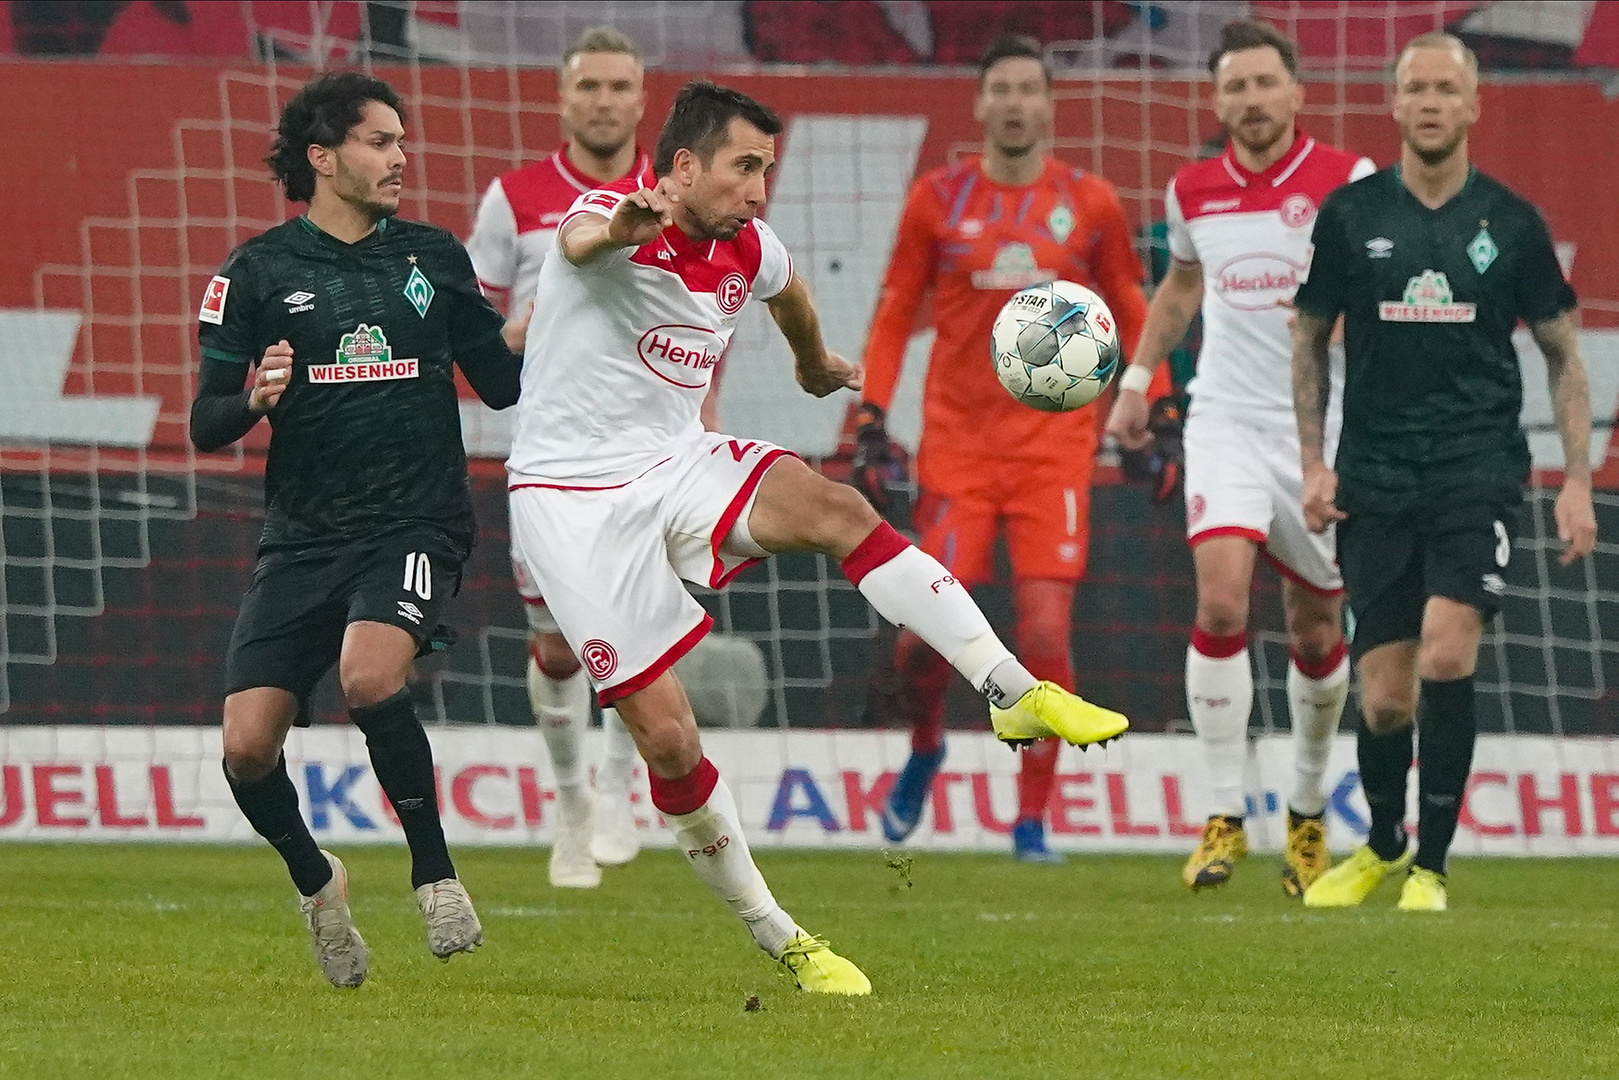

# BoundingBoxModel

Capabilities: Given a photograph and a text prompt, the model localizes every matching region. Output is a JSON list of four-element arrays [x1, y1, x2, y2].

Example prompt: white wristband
[[1118, 364, 1154, 395]]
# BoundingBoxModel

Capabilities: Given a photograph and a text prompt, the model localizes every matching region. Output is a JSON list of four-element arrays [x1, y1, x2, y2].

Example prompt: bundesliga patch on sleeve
[[198, 275, 230, 325]]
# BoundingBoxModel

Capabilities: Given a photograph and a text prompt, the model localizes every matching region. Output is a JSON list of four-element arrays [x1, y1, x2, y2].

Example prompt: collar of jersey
[[296, 213, 389, 245], [1220, 128, 1313, 189], [1391, 162, 1478, 210], [655, 220, 721, 260], [552, 144, 653, 193], [969, 153, 1061, 192]]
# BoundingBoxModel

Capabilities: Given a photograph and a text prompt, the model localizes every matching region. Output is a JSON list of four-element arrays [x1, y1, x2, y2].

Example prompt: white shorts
[[1182, 409, 1343, 595], [507, 432, 793, 703]]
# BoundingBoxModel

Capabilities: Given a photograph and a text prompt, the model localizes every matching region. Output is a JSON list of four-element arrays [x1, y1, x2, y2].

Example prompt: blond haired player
[[1106, 19, 1373, 895], [467, 27, 655, 888]]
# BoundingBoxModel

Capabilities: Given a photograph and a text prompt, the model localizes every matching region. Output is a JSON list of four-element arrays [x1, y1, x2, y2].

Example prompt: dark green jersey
[[1293, 167, 1575, 512], [197, 215, 516, 555]]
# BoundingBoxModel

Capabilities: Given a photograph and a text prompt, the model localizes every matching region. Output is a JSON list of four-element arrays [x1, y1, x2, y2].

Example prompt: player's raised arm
[[1531, 311, 1597, 563], [558, 183, 675, 266], [766, 272, 862, 397]]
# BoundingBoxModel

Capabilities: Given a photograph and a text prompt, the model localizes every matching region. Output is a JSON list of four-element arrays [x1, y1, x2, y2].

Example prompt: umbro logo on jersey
[[1366, 237, 1395, 258], [397, 600, 424, 624], [656, 248, 672, 260], [283, 291, 316, 313]]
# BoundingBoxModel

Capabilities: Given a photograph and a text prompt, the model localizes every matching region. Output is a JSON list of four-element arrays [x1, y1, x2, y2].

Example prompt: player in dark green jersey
[[189, 72, 527, 986], [1290, 33, 1596, 913]]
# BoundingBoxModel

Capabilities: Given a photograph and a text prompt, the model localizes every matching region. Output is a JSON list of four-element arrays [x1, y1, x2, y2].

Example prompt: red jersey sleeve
[[1080, 177, 1149, 361], [860, 179, 940, 411]]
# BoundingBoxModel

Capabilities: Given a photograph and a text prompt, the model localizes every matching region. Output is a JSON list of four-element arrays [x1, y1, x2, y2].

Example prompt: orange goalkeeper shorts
[[913, 457, 1095, 587]]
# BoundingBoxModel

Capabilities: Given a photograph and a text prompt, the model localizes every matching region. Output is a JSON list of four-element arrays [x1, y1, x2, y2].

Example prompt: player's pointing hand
[[607, 186, 674, 247], [250, 340, 293, 413]]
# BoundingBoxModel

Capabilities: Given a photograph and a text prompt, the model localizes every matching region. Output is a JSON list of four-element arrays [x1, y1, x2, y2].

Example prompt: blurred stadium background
[[0, 1, 1615, 848]]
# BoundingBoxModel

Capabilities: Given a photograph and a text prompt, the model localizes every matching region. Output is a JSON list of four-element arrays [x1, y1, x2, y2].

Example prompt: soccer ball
[[990, 280, 1121, 412]]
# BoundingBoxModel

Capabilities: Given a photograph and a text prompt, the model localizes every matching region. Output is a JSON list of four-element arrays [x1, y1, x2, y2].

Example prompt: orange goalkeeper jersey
[[863, 155, 1147, 495]]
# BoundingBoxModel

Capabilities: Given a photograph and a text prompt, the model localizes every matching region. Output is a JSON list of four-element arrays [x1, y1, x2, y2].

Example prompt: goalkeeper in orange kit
[[854, 35, 1148, 860]]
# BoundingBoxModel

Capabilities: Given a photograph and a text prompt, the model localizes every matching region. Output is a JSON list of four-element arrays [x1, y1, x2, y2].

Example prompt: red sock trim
[[1290, 637, 1347, 681], [529, 643, 581, 681], [840, 522, 912, 587], [649, 757, 720, 817], [1190, 627, 1247, 660]]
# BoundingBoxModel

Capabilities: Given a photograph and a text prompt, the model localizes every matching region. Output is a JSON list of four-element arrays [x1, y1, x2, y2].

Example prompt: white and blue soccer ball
[[990, 280, 1121, 412]]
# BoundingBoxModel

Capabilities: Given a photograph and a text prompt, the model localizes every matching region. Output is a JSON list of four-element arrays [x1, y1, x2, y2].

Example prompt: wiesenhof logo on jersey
[[307, 323, 420, 383], [1212, 253, 1304, 311], [715, 272, 749, 316], [638, 324, 723, 388], [1378, 270, 1476, 323], [971, 243, 1057, 290]]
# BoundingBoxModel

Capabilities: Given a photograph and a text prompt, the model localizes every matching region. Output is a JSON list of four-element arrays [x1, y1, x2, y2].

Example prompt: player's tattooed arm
[[1291, 307, 1344, 532], [767, 273, 863, 397], [1105, 259, 1202, 451], [1531, 310, 1598, 562]]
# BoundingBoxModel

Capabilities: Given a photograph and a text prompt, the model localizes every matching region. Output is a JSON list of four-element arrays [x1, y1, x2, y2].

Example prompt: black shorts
[[224, 529, 464, 713], [1337, 496, 1523, 660]]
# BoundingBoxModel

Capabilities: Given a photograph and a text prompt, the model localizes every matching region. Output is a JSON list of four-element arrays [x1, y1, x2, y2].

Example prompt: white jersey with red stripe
[[508, 176, 794, 486], [1166, 132, 1374, 424], [465, 146, 652, 312]]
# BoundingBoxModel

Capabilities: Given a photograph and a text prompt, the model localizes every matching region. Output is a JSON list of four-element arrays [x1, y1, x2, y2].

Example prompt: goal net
[[1, 0, 1614, 750]]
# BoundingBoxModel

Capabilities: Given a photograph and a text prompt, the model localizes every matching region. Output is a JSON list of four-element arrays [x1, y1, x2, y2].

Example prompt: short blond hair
[[1395, 31, 1478, 86], [560, 26, 641, 73]]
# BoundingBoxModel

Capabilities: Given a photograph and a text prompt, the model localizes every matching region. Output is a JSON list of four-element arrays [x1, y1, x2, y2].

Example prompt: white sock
[[529, 657, 589, 789], [1287, 651, 1349, 817], [597, 707, 640, 794], [853, 543, 1035, 706], [667, 776, 798, 957], [1186, 640, 1253, 820]]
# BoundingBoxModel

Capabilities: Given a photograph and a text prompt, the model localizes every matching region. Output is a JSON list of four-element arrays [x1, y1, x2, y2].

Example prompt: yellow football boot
[[776, 932, 872, 996], [1303, 844, 1412, 908], [1182, 816, 1248, 889], [989, 681, 1128, 748], [1281, 811, 1330, 898], [1397, 867, 1448, 913]]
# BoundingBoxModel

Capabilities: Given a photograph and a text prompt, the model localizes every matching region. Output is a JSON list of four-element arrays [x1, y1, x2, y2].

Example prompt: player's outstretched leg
[[620, 676, 870, 996], [527, 642, 602, 888], [591, 707, 643, 866], [349, 688, 484, 956], [222, 689, 368, 987], [880, 633, 950, 843]]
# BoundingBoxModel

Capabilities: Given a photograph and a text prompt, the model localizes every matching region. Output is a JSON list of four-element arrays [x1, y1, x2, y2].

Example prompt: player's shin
[[529, 654, 590, 816], [1287, 641, 1349, 816], [1414, 677, 1477, 875], [1186, 629, 1254, 819], [1358, 720, 1415, 861], [652, 757, 798, 957], [224, 755, 333, 897], [841, 523, 1034, 706], [598, 707, 640, 795], [350, 688, 456, 889]]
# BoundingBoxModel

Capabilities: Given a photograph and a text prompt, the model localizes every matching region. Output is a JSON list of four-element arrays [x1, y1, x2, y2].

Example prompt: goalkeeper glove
[[1119, 394, 1186, 505], [849, 402, 911, 524]]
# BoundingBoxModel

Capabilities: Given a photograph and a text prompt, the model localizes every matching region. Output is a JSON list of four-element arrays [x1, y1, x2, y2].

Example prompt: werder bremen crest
[[1466, 225, 1498, 274], [1047, 203, 1075, 244], [403, 264, 435, 317], [336, 323, 390, 364]]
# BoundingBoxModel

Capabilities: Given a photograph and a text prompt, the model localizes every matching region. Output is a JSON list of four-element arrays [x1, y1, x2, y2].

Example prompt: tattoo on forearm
[[1535, 314, 1593, 481], [1291, 311, 1334, 467]]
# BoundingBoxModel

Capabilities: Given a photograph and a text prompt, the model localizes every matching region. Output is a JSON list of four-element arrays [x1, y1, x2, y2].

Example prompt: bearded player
[[508, 81, 1128, 993], [856, 35, 1148, 861], [1105, 19, 1373, 895], [466, 26, 655, 887]]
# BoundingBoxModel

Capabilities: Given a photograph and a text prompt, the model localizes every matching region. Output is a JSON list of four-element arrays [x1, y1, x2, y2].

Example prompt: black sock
[[351, 688, 455, 889], [1415, 676, 1477, 875], [1357, 721, 1413, 862], [224, 756, 332, 897]]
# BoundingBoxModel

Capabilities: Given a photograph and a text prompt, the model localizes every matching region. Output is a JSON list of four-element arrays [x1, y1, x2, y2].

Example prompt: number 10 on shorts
[[402, 551, 433, 601]]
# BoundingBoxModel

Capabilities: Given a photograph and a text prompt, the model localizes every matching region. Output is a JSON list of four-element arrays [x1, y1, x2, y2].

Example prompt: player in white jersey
[[1105, 20, 1374, 896], [510, 81, 1129, 994], [466, 27, 656, 888]]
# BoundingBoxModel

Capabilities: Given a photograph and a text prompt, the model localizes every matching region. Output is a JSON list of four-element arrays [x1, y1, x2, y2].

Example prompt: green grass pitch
[[0, 844, 1614, 1079]]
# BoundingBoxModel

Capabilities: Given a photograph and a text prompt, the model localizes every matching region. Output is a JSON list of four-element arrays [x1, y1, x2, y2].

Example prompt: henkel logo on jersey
[[1379, 271, 1477, 323], [307, 324, 420, 383], [638, 324, 724, 388], [1211, 253, 1305, 311]]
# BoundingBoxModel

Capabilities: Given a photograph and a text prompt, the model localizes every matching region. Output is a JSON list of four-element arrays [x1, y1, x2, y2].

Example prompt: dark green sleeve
[[1514, 206, 1577, 324], [1293, 193, 1350, 321], [197, 248, 260, 365], [444, 239, 522, 409]]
